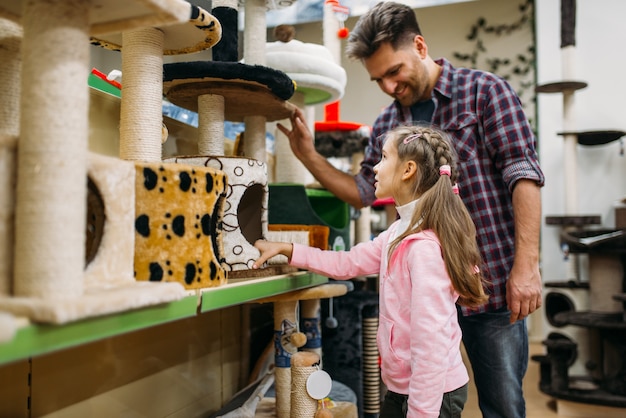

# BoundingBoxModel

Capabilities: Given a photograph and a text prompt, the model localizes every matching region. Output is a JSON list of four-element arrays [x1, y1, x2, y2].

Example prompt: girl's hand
[[253, 240, 293, 269]]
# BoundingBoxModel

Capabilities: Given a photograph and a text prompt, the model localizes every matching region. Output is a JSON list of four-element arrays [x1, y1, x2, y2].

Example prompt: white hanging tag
[[306, 370, 333, 400]]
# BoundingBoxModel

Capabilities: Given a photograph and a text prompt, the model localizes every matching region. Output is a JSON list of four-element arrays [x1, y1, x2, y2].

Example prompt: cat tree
[[0, 0, 223, 324], [534, 0, 626, 412]]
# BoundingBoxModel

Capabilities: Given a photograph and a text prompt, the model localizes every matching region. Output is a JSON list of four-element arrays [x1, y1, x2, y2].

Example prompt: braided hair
[[386, 125, 488, 307]]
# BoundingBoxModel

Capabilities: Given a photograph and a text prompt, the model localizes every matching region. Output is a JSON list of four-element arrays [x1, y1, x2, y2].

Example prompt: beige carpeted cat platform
[[0, 153, 196, 324]]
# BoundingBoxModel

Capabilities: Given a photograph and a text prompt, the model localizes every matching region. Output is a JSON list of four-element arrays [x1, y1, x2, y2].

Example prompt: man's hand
[[506, 262, 542, 323], [277, 107, 316, 161]]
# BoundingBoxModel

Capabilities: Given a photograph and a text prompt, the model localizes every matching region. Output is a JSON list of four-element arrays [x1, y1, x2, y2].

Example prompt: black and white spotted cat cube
[[164, 156, 268, 273]]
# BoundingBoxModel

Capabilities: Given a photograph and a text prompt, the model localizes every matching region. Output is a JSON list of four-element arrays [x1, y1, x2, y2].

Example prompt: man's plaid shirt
[[355, 58, 545, 315]]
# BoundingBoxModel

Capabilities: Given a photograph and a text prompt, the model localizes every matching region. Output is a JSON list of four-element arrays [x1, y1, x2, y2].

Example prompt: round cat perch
[[255, 283, 349, 418], [163, 0, 296, 160], [91, 3, 221, 162], [266, 25, 347, 184], [0, 0, 199, 324]]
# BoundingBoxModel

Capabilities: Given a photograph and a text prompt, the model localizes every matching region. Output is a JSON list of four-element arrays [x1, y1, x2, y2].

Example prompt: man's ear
[[414, 35, 428, 59], [402, 160, 418, 181]]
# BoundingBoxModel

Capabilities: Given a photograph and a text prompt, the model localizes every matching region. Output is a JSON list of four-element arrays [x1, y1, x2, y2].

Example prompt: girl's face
[[373, 138, 401, 200]]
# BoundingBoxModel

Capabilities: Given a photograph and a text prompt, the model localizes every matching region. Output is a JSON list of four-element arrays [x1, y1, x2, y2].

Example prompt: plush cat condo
[[0, 0, 225, 325]]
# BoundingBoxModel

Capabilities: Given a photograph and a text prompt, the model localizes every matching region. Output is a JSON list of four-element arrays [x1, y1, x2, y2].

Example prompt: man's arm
[[277, 107, 365, 208], [506, 179, 543, 323]]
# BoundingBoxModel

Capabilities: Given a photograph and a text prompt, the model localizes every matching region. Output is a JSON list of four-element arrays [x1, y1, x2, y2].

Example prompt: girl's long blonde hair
[[386, 125, 488, 307]]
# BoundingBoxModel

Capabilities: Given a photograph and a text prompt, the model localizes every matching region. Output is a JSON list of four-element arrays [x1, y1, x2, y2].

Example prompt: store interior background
[[1, 0, 625, 416]]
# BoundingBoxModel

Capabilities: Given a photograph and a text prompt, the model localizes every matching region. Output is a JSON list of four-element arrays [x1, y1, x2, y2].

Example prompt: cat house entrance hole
[[86, 176, 105, 267], [238, 183, 264, 245], [546, 291, 576, 327]]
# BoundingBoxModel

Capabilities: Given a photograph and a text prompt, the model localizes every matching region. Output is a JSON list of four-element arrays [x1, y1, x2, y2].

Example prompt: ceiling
[[265, 0, 475, 27]]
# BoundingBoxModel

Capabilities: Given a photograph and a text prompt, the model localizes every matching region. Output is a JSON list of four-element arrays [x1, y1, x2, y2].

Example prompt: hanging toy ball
[[290, 331, 308, 348], [337, 27, 349, 39], [274, 24, 296, 43]]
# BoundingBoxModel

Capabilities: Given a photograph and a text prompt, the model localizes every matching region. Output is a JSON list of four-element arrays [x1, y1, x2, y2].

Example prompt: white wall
[[535, 0, 626, 291], [291, 0, 535, 127]]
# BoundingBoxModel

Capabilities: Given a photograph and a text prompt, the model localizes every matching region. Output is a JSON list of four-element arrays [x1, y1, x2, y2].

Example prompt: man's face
[[363, 39, 431, 107]]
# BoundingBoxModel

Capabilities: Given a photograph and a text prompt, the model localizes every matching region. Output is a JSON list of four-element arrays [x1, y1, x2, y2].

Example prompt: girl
[[254, 125, 488, 418]]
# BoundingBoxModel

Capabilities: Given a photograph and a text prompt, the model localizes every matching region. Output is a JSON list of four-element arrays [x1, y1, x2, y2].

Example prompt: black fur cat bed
[[163, 61, 296, 122]]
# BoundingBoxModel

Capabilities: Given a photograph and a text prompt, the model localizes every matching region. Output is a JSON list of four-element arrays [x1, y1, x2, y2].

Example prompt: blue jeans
[[458, 306, 528, 418]]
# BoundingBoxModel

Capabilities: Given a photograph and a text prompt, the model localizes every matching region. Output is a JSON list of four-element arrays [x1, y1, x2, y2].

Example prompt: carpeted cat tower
[[0, 0, 226, 324], [162, 0, 297, 277]]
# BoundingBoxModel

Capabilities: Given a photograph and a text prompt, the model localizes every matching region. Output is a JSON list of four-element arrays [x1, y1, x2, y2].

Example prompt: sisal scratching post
[[0, 17, 20, 137], [198, 94, 225, 156], [274, 300, 302, 418], [14, 0, 89, 298], [255, 284, 349, 418], [291, 351, 322, 418], [351, 151, 371, 245], [242, 0, 268, 163], [0, 17, 20, 296], [274, 92, 311, 184], [244, 115, 267, 163], [120, 27, 164, 162]]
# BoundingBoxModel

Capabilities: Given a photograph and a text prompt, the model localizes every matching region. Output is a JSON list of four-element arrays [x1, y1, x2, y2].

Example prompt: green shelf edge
[[199, 272, 328, 312], [0, 295, 199, 366], [0, 273, 328, 366]]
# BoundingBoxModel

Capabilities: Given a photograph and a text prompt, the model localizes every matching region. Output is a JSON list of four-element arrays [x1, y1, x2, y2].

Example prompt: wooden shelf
[[0, 272, 327, 366]]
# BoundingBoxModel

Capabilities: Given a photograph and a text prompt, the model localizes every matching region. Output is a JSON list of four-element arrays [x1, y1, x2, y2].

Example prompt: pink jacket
[[290, 223, 469, 417]]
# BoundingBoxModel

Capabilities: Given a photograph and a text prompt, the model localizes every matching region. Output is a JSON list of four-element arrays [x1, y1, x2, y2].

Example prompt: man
[[277, 2, 544, 417]]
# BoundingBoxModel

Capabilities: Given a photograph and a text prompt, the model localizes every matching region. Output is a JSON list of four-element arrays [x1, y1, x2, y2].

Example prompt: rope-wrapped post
[[0, 18, 20, 137], [198, 94, 225, 155], [274, 92, 310, 183], [291, 351, 321, 418], [243, 115, 267, 162], [0, 17, 21, 296], [243, 0, 266, 66], [14, 0, 89, 298], [242, 0, 267, 163], [120, 27, 164, 162], [274, 300, 299, 418]]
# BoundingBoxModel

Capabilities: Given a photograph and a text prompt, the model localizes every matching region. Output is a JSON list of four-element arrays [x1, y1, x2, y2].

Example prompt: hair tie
[[403, 133, 422, 144], [452, 184, 460, 195], [439, 165, 451, 177]]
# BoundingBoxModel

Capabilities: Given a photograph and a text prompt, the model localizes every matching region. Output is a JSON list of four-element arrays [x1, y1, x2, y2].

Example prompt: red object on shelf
[[91, 68, 122, 90], [315, 101, 364, 132]]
